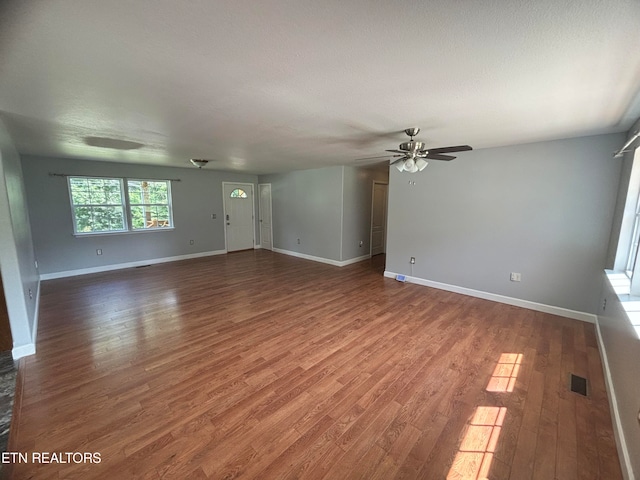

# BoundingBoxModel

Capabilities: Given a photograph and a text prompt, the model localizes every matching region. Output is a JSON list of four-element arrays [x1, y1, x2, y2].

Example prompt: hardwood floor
[[10, 251, 621, 479]]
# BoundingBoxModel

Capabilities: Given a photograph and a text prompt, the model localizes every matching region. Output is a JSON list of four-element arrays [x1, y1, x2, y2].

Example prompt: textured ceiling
[[1, 0, 639, 174]]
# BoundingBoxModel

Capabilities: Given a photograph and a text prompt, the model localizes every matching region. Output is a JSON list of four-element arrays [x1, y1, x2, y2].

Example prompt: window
[[68, 177, 126, 234], [68, 177, 173, 235], [625, 197, 640, 276], [620, 148, 640, 279], [128, 180, 172, 229], [609, 145, 640, 338], [229, 188, 247, 198]]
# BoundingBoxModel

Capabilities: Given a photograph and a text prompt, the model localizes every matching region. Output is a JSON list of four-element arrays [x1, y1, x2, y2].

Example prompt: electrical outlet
[[212, 214, 216, 219], [28, 288, 33, 299], [410, 257, 415, 264], [297, 238, 301, 244], [359, 241, 363, 247], [510, 272, 521, 282], [189, 239, 194, 245], [96, 249, 102, 256], [602, 298, 607, 311]]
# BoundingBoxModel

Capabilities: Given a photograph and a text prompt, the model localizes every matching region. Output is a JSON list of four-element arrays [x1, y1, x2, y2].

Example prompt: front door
[[259, 184, 273, 251], [371, 182, 388, 256], [223, 183, 255, 252]]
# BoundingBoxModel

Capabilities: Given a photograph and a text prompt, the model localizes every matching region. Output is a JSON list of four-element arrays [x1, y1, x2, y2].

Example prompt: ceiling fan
[[367, 128, 473, 173]]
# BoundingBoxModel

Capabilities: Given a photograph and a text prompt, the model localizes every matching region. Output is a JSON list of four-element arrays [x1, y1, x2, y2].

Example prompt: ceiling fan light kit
[[381, 127, 472, 174], [395, 157, 428, 173]]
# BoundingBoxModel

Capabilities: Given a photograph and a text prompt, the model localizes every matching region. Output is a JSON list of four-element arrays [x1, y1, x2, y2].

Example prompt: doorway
[[258, 184, 273, 251], [223, 182, 255, 252], [370, 181, 388, 256]]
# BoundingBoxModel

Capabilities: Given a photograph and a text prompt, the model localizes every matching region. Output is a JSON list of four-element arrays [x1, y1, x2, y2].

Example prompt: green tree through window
[[68, 177, 173, 234], [128, 180, 172, 229], [69, 177, 126, 233]]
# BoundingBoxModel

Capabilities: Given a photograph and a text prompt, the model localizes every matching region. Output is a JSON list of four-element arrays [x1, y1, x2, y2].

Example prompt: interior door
[[259, 184, 273, 251], [371, 182, 388, 256], [223, 183, 255, 252]]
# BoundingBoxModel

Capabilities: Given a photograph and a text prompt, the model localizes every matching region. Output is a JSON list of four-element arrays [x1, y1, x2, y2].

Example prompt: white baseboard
[[40, 250, 228, 280], [254, 244, 262, 249], [340, 254, 371, 266], [273, 248, 370, 267], [12, 343, 35, 360], [594, 317, 634, 480], [383, 271, 596, 323]]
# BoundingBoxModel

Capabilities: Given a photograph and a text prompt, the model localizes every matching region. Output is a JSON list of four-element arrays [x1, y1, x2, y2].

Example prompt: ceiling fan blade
[[425, 153, 456, 161], [426, 145, 473, 154], [385, 149, 408, 154], [355, 155, 395, 160]]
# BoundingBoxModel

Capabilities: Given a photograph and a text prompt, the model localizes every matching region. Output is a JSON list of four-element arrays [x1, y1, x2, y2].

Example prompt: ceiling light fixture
[[372, 127, 472, 173], [395, 156, 428, 173], [190, 159, 209, 169]]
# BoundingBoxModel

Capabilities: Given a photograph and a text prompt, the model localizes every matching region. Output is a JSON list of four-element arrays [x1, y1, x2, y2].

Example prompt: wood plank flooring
[[9, 251, 622, 479]]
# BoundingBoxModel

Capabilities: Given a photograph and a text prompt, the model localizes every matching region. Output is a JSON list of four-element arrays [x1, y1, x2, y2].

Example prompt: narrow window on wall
[[625, 197, 640, 277], [615, 147, 640, 338], [625, 149, 640, 278]]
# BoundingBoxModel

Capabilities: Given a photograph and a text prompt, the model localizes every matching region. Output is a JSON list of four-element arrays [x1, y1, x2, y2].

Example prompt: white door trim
[[222, 182, 256, 252], [258, 183, 274, 251], [370, 181, 388, 256]]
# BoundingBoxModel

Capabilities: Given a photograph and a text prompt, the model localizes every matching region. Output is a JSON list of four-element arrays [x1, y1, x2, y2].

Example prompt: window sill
[[604, 270, 640, 338], [73, 227, 175, 238]]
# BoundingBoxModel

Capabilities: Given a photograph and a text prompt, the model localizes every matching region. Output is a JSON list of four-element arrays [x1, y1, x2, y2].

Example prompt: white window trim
[[125, 178, 174, 231], [613, 149, 640, 272], [68, 177, 128, 235], [604, 271, 640, 339], [68, 176, 174, 236]]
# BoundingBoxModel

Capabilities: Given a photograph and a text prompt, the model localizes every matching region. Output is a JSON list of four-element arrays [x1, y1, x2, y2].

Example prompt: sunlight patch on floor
[[447, 406, 507, 479], [486, 353, 522, 393], [448, 352, 523, 479]]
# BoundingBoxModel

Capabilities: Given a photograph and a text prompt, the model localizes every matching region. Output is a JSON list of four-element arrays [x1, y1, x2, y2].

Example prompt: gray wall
[[386, 133, 624, 314], [0, 118, 38, 350], [598, 276, 640, 478], [22, 155, 258, 275], [342, 165, 388, 260], [260, 165, 389, 262], [260, 166, 344, 261]]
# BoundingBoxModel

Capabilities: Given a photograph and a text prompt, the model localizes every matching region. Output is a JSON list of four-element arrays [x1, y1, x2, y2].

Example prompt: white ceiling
[[1, 1, 639, 174]]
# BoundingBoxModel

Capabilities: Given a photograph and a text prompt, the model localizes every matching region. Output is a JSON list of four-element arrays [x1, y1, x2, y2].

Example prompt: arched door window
[[229, 188, 248, 198]]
